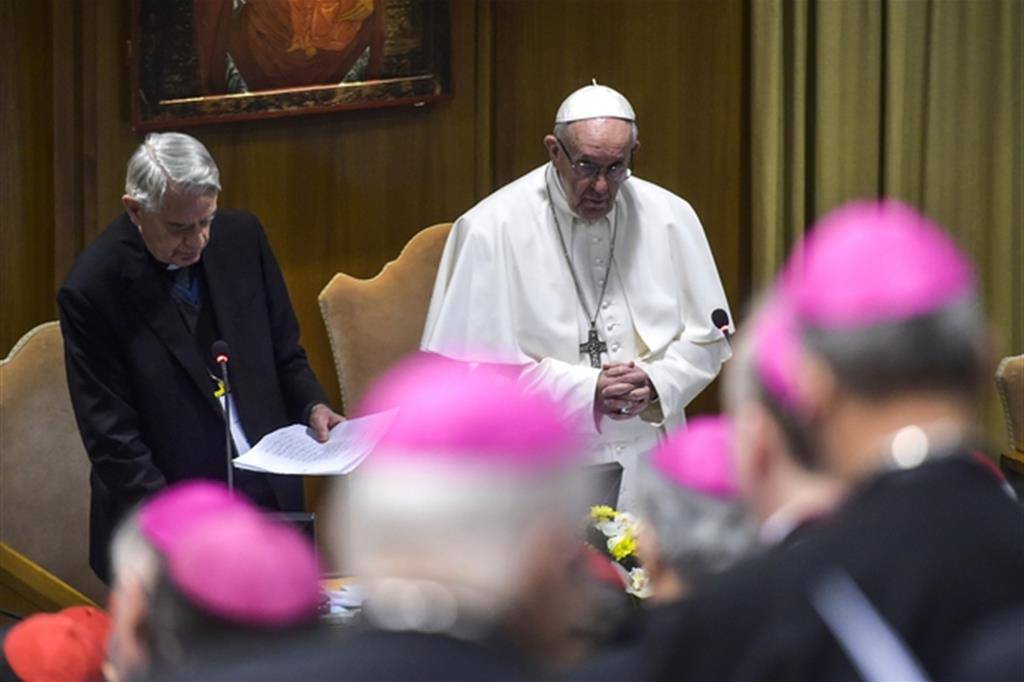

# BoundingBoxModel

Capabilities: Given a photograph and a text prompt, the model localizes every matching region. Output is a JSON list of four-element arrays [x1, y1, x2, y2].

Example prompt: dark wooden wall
[[1, 1, 56, 354], [2, 0, 748, 419]]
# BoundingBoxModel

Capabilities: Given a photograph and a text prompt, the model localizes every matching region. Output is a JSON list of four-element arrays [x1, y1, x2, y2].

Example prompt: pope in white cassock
[[421, 83, 733, 508]]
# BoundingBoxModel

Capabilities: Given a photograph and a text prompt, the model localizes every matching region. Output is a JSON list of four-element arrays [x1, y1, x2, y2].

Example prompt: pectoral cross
[[580, 324, 608, 368]]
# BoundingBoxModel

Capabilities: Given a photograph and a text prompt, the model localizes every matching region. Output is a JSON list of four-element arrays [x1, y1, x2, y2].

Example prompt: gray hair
[[554, 118, 639, 148], [637, 461, 755, 588], [109, 511, 161, 589], [337, 461, 583, 618], [802, 296, 987, 401], [125, 132, 221, 212]]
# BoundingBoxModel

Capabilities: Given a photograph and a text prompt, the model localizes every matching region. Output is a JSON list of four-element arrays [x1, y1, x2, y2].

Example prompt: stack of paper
[[233, 410, 396, 476]]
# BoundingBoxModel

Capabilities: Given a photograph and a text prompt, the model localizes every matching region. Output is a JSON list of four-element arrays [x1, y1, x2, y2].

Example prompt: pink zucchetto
[[751, 296, 805, 412], [651, 415, 738, 499], [782, 200, 975, 329], [165, 512, 322, 628], [356, 353, 583, 471], [137, 480, 260, 556]]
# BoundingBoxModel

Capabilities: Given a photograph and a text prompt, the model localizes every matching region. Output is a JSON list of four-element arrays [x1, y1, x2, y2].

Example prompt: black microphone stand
[[213, 342, 234, 496]]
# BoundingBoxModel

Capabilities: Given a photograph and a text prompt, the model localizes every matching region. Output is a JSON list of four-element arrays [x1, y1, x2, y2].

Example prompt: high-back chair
[[0, 322, 107, 605], [315, 224, 452, 573], [318, 222, 453, 413]]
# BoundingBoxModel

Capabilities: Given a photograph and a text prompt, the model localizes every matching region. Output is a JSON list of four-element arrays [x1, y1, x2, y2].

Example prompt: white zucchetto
[[555, 80, 636, 124]]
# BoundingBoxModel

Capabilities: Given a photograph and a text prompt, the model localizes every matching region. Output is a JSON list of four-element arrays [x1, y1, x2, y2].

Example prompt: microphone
[[211, 340, 234, 495], [711, 308, 732, 341], [212, 340, 230, 366]]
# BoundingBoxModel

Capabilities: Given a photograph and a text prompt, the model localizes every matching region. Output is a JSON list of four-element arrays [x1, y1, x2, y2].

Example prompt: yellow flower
[[608, 534, 637, 561], [589, 505, 616, 522]]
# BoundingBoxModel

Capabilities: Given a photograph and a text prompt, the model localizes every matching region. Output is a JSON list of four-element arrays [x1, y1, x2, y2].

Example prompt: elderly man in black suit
[[58, 132, 342, 582]]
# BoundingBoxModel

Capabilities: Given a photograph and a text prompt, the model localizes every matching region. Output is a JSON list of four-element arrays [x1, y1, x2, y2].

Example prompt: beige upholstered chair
[[318, 222, 453, 413], [995, 354, 1024, 472], [0, 322, 107, 604]]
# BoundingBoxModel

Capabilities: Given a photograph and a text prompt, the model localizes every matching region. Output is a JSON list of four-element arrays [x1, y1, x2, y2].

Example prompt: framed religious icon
[[131, 0, 451, 130]]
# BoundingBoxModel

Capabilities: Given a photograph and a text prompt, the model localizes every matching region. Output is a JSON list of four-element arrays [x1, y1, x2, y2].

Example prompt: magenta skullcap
[[782, 200, 975, 329], [751, 296, 806, 412], [165, 513, 322, 628], [138, 480, 260, 555], [357, 353, 583, 471], [651, 415, 738, 498]]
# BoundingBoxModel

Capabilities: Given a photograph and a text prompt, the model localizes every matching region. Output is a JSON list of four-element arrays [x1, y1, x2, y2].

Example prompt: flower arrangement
[[588, 505, 651, 599]]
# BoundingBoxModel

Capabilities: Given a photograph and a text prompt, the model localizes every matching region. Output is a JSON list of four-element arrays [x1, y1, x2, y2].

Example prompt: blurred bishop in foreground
[[422, 82, 733, 508], [655, 200, 1024, 681], [190, 354, 591, 681], [106, 481, 321, 682]]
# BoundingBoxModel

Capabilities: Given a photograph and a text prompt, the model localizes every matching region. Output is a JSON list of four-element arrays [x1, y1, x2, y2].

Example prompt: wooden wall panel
[[490, 0, 749, 413], [1, 1, 57, 355], [3, 0, 746, 415]]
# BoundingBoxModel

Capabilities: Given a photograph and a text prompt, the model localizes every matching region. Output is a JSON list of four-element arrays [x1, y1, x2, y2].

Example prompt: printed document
[[233, 410, 396, 475]]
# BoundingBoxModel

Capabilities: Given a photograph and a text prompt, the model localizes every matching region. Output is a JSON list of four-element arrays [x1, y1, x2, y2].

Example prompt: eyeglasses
[[555, 137, 632, 182]]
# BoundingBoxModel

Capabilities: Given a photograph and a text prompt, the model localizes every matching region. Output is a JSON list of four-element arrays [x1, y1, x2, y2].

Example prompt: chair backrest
[[0, 322, 108, 604], [995, 354, 1024, 456], [318, 222, 453, 413]]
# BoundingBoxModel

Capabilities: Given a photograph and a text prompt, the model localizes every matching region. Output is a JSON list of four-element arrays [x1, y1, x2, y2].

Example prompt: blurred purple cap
[[138, 480, 259, 555], [165, 513, 322, 628], [651, 415, 738, 498], [357, 353, 583, 471], [782, 200, 975, 329]]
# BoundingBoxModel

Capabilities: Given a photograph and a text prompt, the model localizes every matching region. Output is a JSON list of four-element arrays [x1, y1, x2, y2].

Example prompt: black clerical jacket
[[651, 454, 1024, 681], [59, 211, 327, 580]]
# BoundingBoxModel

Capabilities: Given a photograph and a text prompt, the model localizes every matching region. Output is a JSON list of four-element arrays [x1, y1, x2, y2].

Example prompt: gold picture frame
[[131, 0, 451, 130]]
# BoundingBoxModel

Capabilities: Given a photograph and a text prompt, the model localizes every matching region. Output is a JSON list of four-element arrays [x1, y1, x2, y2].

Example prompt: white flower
[[626, 567, 653, 599], [595, 511, 638, 539]]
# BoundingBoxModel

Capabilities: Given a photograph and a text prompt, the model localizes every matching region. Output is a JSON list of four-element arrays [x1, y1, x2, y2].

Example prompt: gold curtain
[[751, 0, 1023, 448]]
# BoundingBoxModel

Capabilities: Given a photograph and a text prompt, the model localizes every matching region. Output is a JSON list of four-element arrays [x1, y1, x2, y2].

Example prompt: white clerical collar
[[544, 162, 618, 227]]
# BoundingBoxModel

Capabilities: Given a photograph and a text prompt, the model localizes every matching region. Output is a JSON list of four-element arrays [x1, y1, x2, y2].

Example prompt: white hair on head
[[335, 457, 581, 618], [125, 132, 221, 212], [109, 512, 161, 590], [554, 119, 639, 148]]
